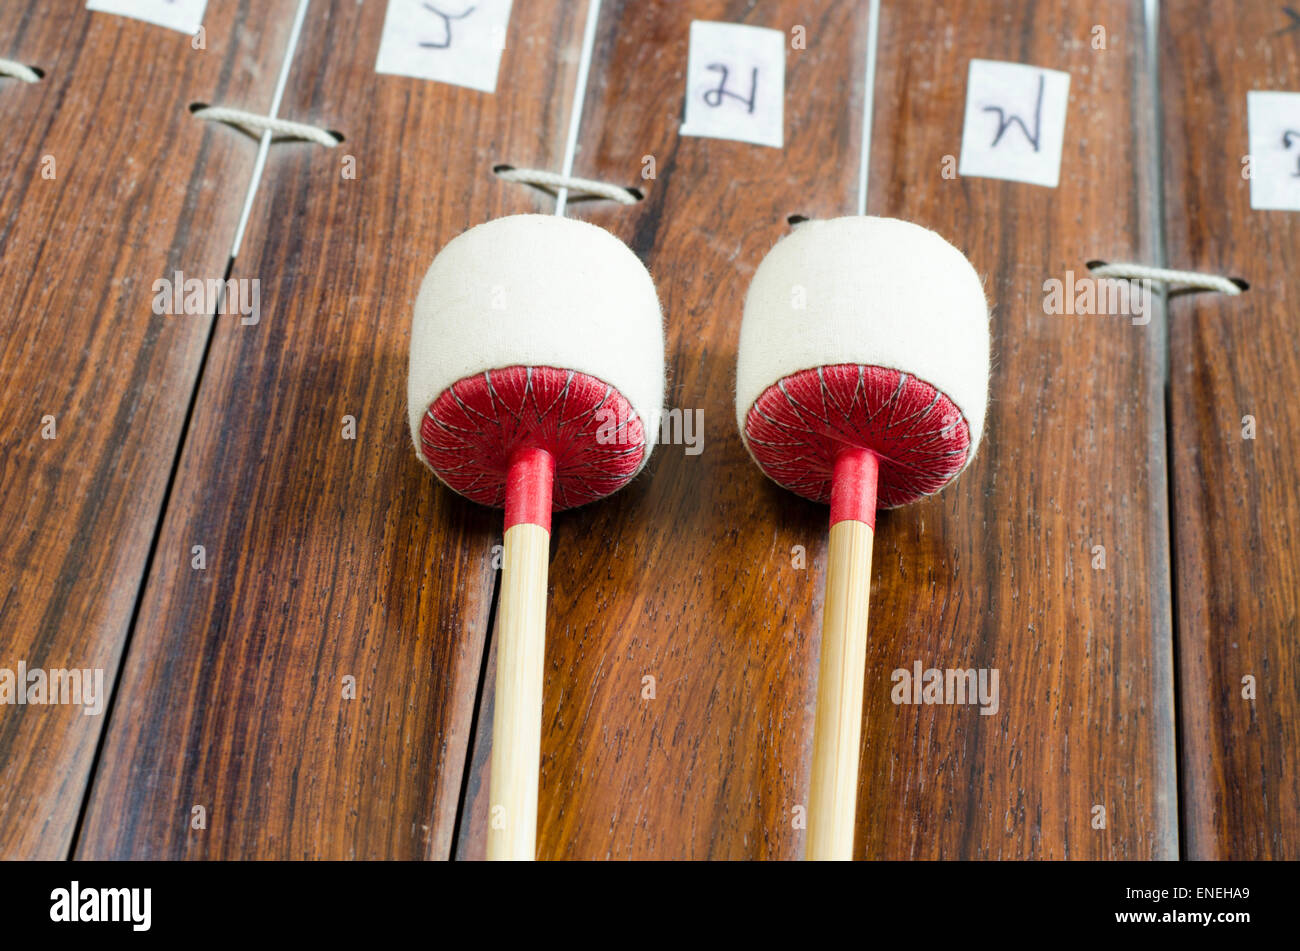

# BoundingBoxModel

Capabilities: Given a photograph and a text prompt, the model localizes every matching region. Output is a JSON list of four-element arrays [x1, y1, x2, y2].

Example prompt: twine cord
[[1088, 261, 1246, 295], [191, 105, 340, 148], [493, 165, 641, 205], [0, 58, 41, 83]]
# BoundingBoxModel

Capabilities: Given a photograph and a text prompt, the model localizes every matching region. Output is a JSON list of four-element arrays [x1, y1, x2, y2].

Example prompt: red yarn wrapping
[[743, 364, 972, 510], [420, 365, 647, 513]]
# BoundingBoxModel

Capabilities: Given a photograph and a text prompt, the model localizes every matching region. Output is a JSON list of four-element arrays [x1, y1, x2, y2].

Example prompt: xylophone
[[0, 0, 1293, 866]]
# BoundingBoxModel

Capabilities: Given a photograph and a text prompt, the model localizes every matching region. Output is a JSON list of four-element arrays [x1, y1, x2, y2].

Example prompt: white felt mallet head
[[737, 215, 989, 515], [410, 213, 664, 526], [735, 216, 990, 859], [408, 214, 664, 860]]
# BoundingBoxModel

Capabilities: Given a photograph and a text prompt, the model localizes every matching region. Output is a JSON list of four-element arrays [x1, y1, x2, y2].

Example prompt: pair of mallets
[[408, 214, 989, 859]]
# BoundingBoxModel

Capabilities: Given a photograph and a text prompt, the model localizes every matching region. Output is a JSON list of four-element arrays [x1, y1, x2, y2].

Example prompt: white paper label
[[1247, 90, 1300, 211], [680, 21, 785, 149], [375, 0, 512, 94], [87, 0, 207, 34], [959, 59, 1070, 188]]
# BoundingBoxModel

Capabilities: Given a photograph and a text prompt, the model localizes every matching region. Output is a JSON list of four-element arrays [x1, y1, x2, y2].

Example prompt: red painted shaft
[[504, 447, 555, 532], [829, 446, 879, 529]]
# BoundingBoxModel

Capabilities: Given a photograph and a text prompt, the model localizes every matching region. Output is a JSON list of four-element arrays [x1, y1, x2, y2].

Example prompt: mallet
[[735, 216, 990, 860], [408, 213, 664, 860]]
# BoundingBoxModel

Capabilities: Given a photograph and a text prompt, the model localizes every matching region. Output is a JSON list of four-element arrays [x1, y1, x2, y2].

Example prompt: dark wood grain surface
[[1162, 0, 1300, 860], [0, 0, 298, 860], [854, 0, 1177, 860], [75, 0, 584, 859], [456, 0, 1177, 859]]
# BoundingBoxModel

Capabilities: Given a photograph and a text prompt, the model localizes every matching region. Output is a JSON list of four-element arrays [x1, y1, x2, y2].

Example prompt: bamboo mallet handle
[[807, 447, 879, 860], [735, 216, 989, 859], [486, 447, 554, 861]]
